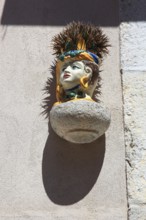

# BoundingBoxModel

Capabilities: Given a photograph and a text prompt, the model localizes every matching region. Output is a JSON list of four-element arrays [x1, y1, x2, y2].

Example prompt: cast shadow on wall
[[42, 126, 105, 205], [1, 0, 119, 26], [42, 66, 106, 205]]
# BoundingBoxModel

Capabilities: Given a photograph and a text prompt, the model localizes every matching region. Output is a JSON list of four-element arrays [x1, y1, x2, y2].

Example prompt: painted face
[[60, 61, 88, 90]]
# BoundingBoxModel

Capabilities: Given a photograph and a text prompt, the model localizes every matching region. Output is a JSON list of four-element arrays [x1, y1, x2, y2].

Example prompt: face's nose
[[64, 65, 71, 73]]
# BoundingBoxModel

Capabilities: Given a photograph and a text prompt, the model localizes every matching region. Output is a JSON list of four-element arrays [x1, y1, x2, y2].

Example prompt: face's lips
[[63, 73, 71, 79]]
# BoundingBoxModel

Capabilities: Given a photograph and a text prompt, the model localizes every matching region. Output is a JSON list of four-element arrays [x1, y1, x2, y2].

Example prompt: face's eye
[[72, 65, 80, 70], [62, 67, 66, 71]]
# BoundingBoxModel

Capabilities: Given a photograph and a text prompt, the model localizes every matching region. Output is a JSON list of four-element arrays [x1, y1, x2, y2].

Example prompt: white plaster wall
[[0, 0, 127, 219], [120, 1, 146, 219]]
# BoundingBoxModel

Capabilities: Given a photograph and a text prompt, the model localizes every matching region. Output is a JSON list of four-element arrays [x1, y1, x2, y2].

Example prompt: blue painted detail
[[58, 50, 99, 64], [88, 52, 99, 64], [59, 50, 85, 61]]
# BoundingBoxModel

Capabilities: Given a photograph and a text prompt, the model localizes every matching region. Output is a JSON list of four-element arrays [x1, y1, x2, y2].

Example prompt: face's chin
[[61, 78, 80, 90]]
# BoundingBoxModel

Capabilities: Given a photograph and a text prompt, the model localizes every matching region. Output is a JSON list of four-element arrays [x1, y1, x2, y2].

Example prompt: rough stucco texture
[[0, 24, 127, 219], [50, 101, 111, 143], [120, 2, 146, 219], [0, 0, 127, 219], [123, 71, 146, 220], [120, 22, 146, 71]]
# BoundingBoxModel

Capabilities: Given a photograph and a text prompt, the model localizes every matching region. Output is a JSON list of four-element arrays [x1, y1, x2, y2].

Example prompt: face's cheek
[[59, 72, 72, 86], [75, 70, 85, 79], [68, 69, 84, 83], [59, 72, 63, 82]]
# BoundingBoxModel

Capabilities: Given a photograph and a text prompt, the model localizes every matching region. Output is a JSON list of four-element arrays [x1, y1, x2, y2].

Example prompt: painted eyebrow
[[62, 62, 72, 69], [72, 64, 80, 68], [61, 64, 68, 70], [61, 62, 81, 70], [72, 62, 82, 67]]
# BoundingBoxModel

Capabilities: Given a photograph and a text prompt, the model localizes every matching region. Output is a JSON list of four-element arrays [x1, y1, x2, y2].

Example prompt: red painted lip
[[63, 73, 71, 79]]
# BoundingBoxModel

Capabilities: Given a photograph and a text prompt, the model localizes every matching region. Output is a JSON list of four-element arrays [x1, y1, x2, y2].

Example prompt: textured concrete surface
[[50, 100, 110, 143], [120, 1, 146, 219], [0, 0, 127, 219], [120, 22, 146, 71], [123, 72, 146, 201]]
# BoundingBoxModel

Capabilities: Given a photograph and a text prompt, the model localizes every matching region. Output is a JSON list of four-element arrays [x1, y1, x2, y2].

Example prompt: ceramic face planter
[[43, 22, 111, 144], [57, 60, 98, 103]]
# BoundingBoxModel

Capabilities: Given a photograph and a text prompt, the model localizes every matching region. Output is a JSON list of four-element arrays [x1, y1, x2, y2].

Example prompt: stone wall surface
[[0, 0, 127, 219], [120, 1, 146, 219]]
